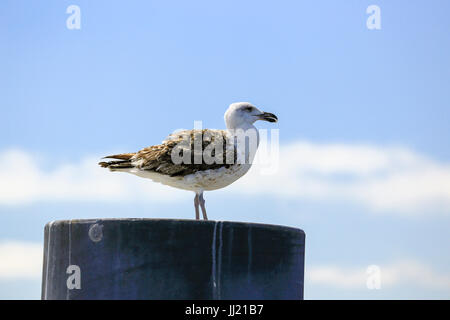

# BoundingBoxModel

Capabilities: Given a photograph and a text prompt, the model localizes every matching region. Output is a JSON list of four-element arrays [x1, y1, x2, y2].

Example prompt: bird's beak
[[258, 112, 278, 123]]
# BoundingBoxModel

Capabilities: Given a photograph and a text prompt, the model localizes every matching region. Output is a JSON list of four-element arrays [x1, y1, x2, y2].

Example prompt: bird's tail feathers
[[102, 153, 135, 160], [98, 159, 133, 170]]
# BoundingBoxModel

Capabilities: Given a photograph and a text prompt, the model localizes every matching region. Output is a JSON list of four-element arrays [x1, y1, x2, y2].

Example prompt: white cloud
[[0, 149, 188, 206], [231, 141, 450, 215], [1, 142, 450, 215], [0, 241, 43, 279], [306, 260, 450, 290]]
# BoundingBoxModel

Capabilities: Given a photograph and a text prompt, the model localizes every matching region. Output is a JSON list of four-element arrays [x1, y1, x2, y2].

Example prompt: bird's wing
[[99, 129, 237, 176], [133, 129, 237, 176]]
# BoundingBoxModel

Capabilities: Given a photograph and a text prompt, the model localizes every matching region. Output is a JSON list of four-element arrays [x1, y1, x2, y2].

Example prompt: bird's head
[[224, 102, 278, 129]]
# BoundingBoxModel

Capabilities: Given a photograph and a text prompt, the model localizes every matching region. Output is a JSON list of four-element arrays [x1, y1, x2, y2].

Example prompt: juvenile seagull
[[99, 102, 278, 220]]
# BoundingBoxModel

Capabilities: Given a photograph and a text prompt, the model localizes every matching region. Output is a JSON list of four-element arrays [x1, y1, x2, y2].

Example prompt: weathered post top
[[41, 219, 305, 300]]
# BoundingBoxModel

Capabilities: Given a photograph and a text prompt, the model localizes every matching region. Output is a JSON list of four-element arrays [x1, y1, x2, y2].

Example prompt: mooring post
[[41, 219, 305, 300]]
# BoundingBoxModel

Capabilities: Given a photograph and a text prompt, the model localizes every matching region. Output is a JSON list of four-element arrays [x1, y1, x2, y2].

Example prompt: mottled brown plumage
[[98, 102, 278, 221], [98, 129, 237, 177]]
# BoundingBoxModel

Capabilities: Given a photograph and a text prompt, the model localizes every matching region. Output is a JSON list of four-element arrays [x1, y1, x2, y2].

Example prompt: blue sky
[[1, 0, 450, 299]]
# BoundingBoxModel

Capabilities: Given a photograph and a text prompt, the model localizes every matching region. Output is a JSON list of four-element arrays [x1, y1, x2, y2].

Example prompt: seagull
[[99, 102, 278, 220]]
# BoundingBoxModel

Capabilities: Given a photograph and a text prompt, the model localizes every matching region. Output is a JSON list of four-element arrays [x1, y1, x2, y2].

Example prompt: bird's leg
[[199, 192, 208, 220], [194, 193, 200, 220]]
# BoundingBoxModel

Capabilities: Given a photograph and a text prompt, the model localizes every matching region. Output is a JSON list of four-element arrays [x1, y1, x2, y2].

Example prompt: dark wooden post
[[41, 219, 305, 300]]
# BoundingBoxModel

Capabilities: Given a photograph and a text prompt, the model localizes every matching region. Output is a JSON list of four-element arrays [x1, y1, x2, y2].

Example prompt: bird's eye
[[244, 107, 253, 112]]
